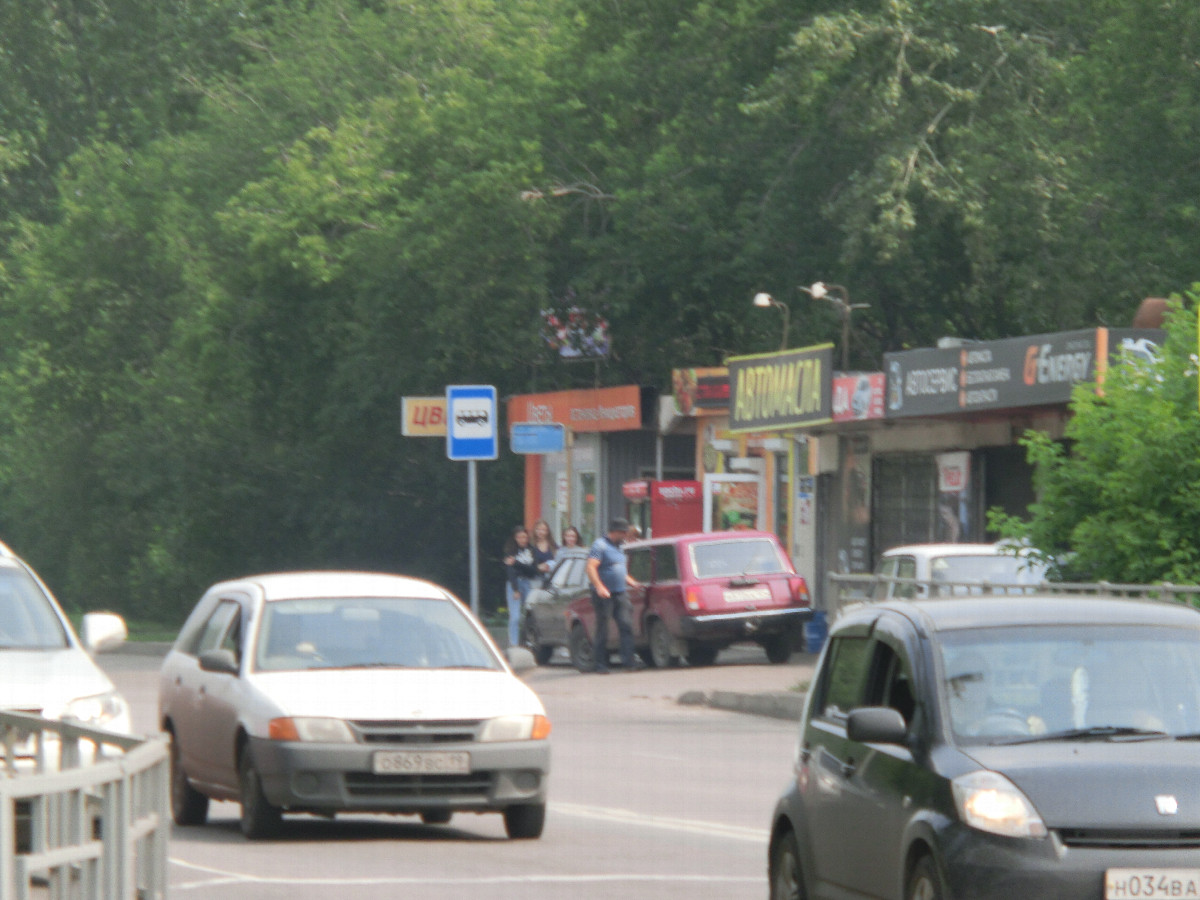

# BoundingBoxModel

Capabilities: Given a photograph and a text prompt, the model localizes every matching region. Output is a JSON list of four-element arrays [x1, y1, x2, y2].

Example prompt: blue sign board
[[510, 422, 566, 454], [446, 385, 498, 461]]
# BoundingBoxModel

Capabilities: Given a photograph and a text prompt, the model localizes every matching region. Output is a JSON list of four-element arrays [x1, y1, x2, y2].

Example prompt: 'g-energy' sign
[[727, 344, 833, 433]]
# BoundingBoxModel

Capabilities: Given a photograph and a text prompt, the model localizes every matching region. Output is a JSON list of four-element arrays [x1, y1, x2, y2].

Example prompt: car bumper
[[940, 825, 1200, 898], [678, 607, 812, 641], [248, 737, 550, 814]]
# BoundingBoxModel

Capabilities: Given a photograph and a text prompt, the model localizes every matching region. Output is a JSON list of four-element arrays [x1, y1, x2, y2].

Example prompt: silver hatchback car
[[158, 571, 551, 839]]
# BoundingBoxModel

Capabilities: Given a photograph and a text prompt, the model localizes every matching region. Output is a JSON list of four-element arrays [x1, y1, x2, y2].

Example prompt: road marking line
[[170, 858, 758, 889], [551, 801, 768, 842]]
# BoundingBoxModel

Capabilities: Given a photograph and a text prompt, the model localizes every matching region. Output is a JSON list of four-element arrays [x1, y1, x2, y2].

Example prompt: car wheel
[[503, 802, 545, 839], [906, 855, 943, 900], [521, 617, 554, 666], [648, 619, 679, 668], [686, 641, 718, 667], [762, 633, 793, 665], [169, 732, 209, 826], [568, 622, 594, 672], [420, 810, 453, 825], [769, 830, 806, 900], [238, 746, 282, 840]]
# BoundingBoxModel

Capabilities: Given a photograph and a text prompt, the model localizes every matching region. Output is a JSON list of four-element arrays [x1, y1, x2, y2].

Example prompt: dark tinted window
[[816, 635, 872, 717], [655, 546, 679, 581], [866, 641, 917, 725], [196, 600, 240, 655], [627, 548, 653, 583]]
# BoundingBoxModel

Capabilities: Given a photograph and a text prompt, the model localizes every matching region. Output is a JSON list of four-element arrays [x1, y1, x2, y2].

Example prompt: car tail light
[[686, 587, 701, 610], [789, 576, 810, 604]]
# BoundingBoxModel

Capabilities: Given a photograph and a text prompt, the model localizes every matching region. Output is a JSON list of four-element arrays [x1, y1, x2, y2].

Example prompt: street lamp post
[[753, 292, 790, 351], [802, 282, 869, 370]]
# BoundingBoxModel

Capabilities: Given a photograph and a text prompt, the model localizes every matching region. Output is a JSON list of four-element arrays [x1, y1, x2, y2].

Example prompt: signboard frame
[[446, 385, 498, 461]]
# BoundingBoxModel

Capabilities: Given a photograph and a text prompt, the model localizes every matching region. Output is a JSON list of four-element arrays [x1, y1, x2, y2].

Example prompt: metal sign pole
[[468, 459, 479, 616]]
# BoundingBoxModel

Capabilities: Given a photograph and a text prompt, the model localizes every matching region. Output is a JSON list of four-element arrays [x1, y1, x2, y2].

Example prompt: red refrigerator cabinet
[[622, 480, 703, 538]]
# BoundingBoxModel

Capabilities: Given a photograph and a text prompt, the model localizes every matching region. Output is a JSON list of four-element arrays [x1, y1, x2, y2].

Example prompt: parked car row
[[521, 530, 813, 669], [15, 524, 1200, 896]]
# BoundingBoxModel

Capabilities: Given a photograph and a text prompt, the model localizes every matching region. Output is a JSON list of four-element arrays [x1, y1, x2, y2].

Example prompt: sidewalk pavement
[[523, 646, 819, 721], [678, 686, 807, 720], [120, 641, 817, 721]]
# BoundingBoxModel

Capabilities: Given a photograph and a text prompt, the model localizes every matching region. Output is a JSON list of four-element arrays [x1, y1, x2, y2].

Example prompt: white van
[[0, 542, 131, 745]]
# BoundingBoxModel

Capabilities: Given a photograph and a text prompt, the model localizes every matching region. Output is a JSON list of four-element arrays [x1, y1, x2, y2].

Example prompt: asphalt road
[[101, 644, 815, 899]]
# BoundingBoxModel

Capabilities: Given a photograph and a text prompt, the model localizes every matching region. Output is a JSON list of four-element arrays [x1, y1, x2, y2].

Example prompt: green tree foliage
[[991, 293, 1200, 583], [0, 0, 1197, 620]]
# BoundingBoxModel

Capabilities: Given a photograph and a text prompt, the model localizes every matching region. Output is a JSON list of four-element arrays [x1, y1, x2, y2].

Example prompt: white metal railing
[[824, 573, 1200, 621], [0, 711, 169, 900]]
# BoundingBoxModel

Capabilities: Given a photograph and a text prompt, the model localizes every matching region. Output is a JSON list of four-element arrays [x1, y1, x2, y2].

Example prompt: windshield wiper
[[320, 661, 411, 670], [999, 725, 1170, 744]]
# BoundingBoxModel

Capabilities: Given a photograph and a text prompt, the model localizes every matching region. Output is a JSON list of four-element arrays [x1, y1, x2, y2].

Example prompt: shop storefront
[[506, 385, 692, 544]]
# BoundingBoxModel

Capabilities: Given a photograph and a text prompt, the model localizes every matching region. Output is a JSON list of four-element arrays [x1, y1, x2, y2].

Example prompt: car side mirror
[[847, 706, 909, 744], [80, 611, 128, 654], [506, 646, 536, 674], [198, 648, 240, 675]]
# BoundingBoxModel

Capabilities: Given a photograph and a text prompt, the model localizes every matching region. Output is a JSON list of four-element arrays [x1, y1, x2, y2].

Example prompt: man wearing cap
[[584, 517, 642, 673]]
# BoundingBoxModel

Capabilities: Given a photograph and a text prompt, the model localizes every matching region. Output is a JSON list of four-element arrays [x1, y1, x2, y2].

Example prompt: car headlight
[[267, 717, 356, 742], [951, 770, 1047, 838], [478, 715, 552, 742], [63, 689, 129, 729]]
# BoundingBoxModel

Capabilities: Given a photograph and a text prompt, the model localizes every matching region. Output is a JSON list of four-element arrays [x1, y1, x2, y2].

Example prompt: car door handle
[[840, 759, 856, 778]]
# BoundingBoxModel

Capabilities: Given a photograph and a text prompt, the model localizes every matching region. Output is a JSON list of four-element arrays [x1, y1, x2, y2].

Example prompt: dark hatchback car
[[566, 530, 811, 668], [520, 547, 591, 664], [769, 594, 1200, 900]]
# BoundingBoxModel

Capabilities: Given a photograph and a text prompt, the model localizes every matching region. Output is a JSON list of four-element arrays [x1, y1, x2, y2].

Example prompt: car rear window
[[930, 554, 1046, 585], [690, 539, 789, 579], [255, 596, 502, 672]]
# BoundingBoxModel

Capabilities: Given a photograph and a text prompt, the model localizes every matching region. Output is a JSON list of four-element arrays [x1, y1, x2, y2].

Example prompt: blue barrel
[[804, 610, 828, 654]]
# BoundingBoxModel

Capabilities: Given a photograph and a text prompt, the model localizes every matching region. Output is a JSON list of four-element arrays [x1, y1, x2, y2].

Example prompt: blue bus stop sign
[[446, 385, 498, 461]]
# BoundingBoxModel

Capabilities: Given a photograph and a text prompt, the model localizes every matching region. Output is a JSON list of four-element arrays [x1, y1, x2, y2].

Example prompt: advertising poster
[[936, 451, 971, 542], [703, 475, 762, 532], [838, 435, 872, 574]]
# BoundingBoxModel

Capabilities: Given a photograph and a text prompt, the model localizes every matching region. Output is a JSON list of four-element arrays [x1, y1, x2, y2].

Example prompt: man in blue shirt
[[585, 517, 642, 673]]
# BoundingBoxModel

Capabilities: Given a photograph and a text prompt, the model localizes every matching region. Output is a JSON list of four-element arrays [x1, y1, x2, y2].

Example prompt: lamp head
[[808, 282, 829, 300], [753, 292, 775, 308]]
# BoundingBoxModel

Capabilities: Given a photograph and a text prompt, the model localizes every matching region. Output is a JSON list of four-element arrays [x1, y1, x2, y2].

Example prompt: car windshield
[[254, 596, 502, 672], [690, 539, 789, 578], [939, 623, 1200, 743], [930, 554, 1047, 585], [0, 562, 70, 649]]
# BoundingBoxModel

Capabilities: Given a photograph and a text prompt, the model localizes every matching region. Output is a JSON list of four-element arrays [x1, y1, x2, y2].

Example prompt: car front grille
[[1059, 829, 1200, 849], [344, 772, 494, 799], [350, 719, 482, 745]]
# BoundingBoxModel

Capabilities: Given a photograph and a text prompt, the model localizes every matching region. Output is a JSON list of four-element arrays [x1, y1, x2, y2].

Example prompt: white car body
[[158, 570, 551, 840], [874, 542, 1049, 600], [0, 543, 131, 768]]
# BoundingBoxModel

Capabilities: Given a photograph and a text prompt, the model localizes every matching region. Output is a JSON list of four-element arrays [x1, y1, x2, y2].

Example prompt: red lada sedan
[[565, 530, 811, 669]]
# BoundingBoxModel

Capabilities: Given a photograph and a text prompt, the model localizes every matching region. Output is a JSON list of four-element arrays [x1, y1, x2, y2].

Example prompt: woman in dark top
[[503, 525, 539, 648], [531, 518, 558, 587]]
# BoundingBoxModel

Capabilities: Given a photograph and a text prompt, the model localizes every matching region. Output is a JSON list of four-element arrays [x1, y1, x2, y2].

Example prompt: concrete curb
[[678, 689, 805, 721], [114, 641, 172, 657]]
